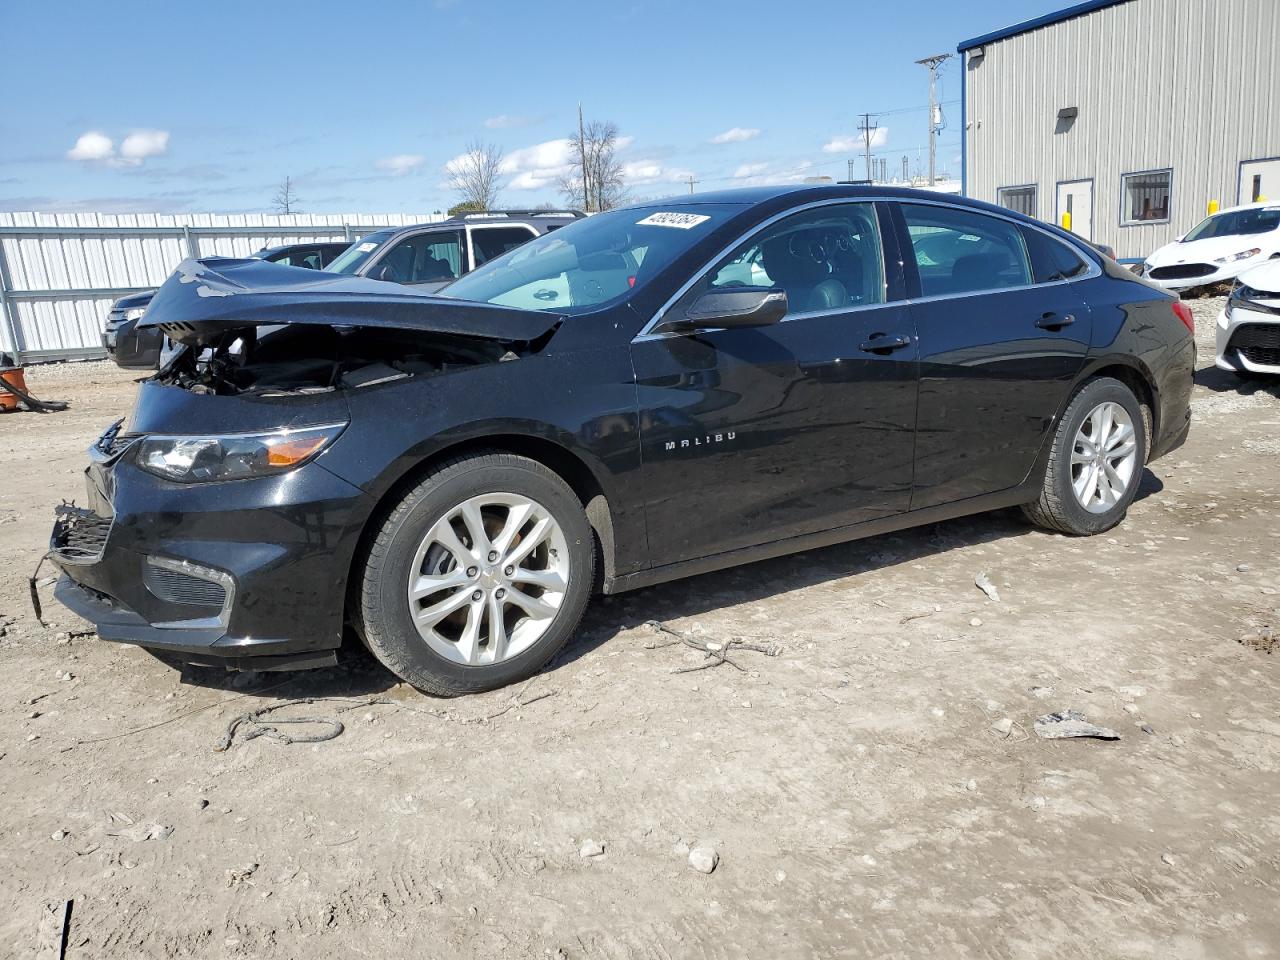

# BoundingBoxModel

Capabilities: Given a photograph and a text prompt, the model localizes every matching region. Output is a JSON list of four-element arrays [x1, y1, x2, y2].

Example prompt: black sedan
[[102, 241, 352, 368], [50, 185, 1194, 696]]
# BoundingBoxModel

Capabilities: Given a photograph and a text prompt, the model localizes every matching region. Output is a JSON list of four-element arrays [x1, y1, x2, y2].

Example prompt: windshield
[[440, 204, 742, 313], [1183, 207, 1280, 242], [324, 229, 396, 275]]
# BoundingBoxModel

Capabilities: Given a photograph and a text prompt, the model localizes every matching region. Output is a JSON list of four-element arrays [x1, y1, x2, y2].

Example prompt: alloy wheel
[[406, 492, 569, 665], [1070, 401, 1138, 514]]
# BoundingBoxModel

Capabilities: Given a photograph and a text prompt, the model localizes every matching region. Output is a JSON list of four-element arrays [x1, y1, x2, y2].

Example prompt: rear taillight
[[1172, 300, 1194, 335]]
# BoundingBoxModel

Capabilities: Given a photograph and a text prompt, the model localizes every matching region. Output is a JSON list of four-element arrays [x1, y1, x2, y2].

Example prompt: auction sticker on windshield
[[636, 212, 711, 229]]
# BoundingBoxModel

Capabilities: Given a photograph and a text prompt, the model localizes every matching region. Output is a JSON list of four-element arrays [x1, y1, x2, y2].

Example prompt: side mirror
[[661, 288, 787, 334]]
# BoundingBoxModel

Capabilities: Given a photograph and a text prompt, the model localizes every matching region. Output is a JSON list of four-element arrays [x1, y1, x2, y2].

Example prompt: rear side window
[[901, 203, 1032, 297], [470, 226, 537, 267], [1020, 227, 1090, 283]]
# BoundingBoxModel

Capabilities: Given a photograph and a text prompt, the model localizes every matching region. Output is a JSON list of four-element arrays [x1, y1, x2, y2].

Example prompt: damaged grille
[[143, 562, 227, 607], [1230, 323, 1280, 367], [50, 504, 113, 564], [1148, 263, 1215, 281]]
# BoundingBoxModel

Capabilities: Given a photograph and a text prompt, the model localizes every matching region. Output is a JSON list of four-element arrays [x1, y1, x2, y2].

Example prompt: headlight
[[1214, 247, 1262, 265], [123, 307, 147, 322], [135, 423, 345, 483]]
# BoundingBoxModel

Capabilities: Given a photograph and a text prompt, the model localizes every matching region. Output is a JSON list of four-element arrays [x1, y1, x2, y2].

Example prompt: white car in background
[[1216, 258, 1280, 379], [1142, 202, 1280, 291]]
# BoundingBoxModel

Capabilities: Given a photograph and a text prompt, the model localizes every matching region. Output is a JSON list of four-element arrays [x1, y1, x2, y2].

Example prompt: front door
[[1056, 179, 1094, 240], [895, 201, 1094, 510], [631, 202, 918, 568], [1239, 158, 1280, 204]]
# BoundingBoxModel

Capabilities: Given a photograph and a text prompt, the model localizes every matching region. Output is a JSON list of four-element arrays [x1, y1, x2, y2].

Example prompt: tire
[[1022, 377, 1148, 536], [356, 452, 594, 696]]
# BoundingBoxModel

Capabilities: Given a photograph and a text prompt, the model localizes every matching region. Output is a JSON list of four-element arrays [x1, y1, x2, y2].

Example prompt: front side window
[[902, 203, 1032, 297], [1183, 206, 1280, 242], [997, 185, 1037, 218], [373, 231, 463, 283], [1122, 169, 1172, 224], [441, 203, 743, 313], [677, 202, 885, 319], [470, 226, 538, 267]]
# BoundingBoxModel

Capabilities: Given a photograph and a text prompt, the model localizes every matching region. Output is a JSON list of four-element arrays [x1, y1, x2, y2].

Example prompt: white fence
[[0, 211, 445, 362]]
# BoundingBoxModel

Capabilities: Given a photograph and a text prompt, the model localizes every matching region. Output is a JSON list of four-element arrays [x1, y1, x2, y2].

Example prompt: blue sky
[[0, 0, 1067, 214]]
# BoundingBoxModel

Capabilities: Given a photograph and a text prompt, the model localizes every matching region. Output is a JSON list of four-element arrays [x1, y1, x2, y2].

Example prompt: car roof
[[622, 183, 1001, 211], [255, 240, 351, 257], [1211, 201, 1280, 216], [377, 211, 584, 238]]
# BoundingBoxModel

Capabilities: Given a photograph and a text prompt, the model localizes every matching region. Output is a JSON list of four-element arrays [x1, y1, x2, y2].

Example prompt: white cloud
[[711, 127, 761, 145], [622, 160, 693, 186], [500, 138, 575, 191], [68, 129, 170, 166], [119, 129, 169, 162], [822, 128, 888, 153], [377, 153, 427, 176], [67, 131, 115, 162], [484, 114, 530, 129], [730, 160, 816, 187]]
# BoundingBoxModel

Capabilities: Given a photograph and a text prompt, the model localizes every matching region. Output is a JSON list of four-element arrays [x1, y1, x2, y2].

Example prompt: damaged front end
[[48, 257, 565, 669], [143, 257, 562, 397]]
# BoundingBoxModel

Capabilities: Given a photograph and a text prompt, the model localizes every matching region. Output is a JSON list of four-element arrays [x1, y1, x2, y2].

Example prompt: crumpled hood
[[138, 257, 562, 345], [1146, 234, 1272, 267]]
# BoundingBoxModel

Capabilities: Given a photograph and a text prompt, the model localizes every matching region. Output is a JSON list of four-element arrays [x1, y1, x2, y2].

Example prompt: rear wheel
[[356, 452, 593, 696], [1022, 377, 1147, 536]]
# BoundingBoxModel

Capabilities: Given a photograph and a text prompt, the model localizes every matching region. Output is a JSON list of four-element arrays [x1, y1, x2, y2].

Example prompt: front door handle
[[1035, 312, 1076, 330], [859, 333, 913, 354]]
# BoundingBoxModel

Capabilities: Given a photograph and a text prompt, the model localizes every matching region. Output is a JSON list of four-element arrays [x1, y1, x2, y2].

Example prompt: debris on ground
[[226, 863, 259, 887], [644, 620, 779, 674], [35, 898, 72, 960], [1034, 710, 1121, 741], [1237, 626, 1276, 655], [688, 846, 719, 874], [974, 572, 1001, 602], [111, 823, 174, 842], [579, 839, 605, 859]]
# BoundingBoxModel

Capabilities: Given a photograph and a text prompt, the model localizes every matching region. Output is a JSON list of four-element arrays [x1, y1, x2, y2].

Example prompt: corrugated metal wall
[[0, 211, 444, 361], [963, 0, 1280, 259]]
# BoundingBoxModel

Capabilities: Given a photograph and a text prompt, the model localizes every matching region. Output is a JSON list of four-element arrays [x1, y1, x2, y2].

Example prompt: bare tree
[[560, 112, 627, 213], [447, 140, 504, 211], [272, 176, 301, 215]]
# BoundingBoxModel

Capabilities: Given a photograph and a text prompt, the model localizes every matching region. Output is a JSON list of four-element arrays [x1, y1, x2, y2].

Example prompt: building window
[[1121, 169, 1172, 224], [997, 185, 1037, 218]]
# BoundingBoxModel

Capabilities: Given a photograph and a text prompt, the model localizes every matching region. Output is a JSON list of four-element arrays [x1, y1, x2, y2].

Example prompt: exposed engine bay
[[155, 324, 525, 397]]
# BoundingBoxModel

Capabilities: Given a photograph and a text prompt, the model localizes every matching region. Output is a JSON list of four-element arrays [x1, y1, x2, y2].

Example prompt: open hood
[[139, 257, 562, 346]]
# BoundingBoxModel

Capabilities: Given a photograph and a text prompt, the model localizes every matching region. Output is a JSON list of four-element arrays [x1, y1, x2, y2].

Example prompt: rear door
[[631, 201, 918, 566], [894, 201, 1094, 509]]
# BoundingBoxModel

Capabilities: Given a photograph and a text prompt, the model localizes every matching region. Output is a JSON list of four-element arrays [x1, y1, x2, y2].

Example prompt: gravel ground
[[2, 300, 1278, 959]]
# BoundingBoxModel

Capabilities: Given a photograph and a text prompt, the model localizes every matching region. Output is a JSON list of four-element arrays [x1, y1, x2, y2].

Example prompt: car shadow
[[1194, 363, 1280, 396], [174, 476, 1170, 699]]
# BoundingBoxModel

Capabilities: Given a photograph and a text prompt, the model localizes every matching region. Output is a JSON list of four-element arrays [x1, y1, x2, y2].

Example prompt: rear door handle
[[1035, 312, 1076, 330], [858, 333, 914, 354]]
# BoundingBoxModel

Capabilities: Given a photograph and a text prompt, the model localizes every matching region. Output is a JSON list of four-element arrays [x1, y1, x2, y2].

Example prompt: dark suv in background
[[323, 209, 584, 289], [103, 241, 352, 368]]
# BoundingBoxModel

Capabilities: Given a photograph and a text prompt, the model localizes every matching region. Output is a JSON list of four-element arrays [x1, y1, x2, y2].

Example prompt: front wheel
[[1022, 377, 1147, 536], [356, 452, 594, 696]]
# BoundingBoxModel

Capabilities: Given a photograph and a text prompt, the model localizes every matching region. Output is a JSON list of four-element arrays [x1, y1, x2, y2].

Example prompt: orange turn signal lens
[[266, 435, 331, 467]]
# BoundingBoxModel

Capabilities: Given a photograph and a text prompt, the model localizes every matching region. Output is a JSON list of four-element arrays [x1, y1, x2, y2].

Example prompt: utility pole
[[902, 155, 909, 183], [577, 102, 589, 212], [858, 113, 878, 182], [915, 54, 952, 186], [685, 175, 699, 194]]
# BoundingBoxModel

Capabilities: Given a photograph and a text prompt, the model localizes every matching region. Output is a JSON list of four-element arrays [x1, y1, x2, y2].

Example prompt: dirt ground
[[1, 297, 1277, 959]]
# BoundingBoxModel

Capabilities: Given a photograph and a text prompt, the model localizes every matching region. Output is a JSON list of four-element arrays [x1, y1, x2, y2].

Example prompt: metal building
[[959, 0, 1280, 260]]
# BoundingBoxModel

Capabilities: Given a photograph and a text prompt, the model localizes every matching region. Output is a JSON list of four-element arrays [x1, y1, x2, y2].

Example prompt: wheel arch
[[344, 433, 621, 619], [1023, 357, 1159, 490]]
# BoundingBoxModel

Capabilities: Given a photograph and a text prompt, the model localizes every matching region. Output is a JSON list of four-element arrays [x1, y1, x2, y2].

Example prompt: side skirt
[[603, 483, 1040, 595]]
